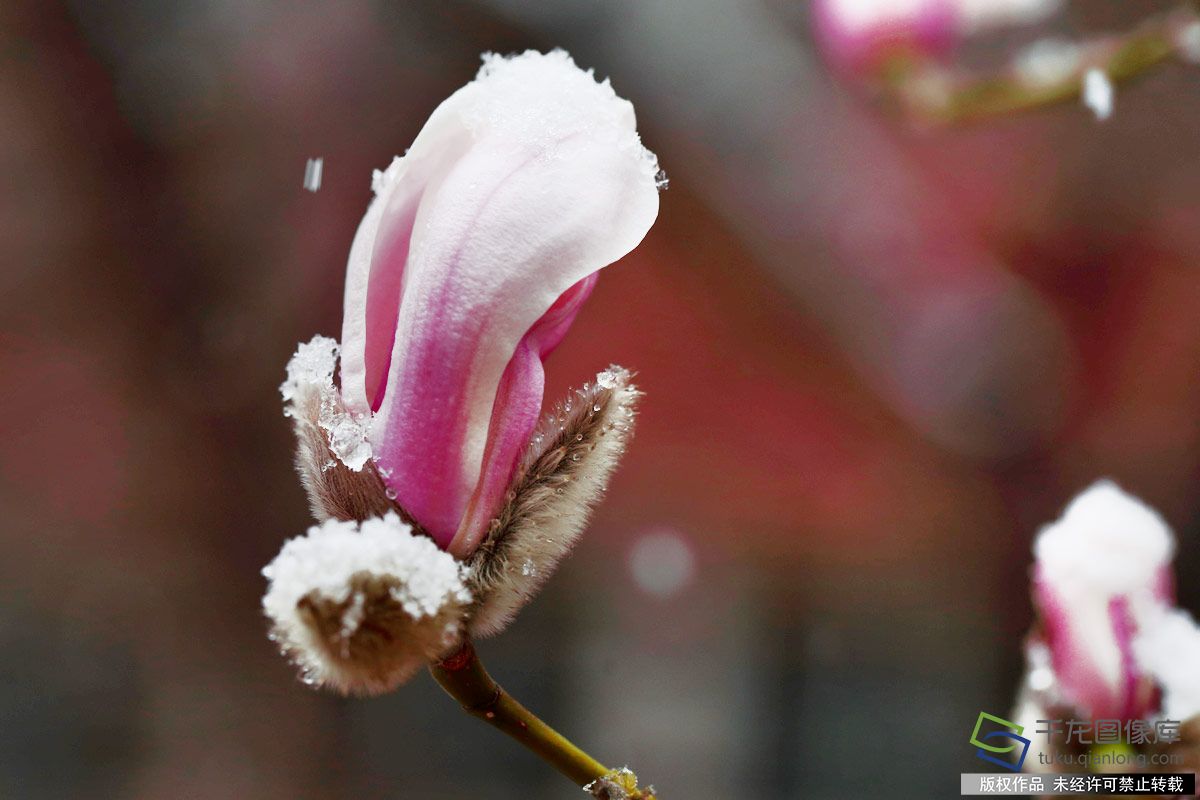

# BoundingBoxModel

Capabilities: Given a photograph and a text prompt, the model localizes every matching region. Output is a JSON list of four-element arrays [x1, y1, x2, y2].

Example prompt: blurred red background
[[2, 1, 1198, 797]]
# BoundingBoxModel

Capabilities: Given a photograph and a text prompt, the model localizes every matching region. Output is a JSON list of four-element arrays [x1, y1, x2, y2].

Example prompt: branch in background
[[891, 2, 1200, 124]]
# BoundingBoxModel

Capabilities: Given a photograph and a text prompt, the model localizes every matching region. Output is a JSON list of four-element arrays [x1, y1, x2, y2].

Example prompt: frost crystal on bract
[[280, 335, 339, 414], [262, 512, 471, 695], [318, 398, 372, 472], [281, 336, 372, 471]]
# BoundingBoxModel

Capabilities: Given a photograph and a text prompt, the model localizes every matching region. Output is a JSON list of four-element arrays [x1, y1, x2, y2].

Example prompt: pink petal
[[1034, 569, 1153, 720], [449, 275, 597, 557], [1036, 573, 1118, 717], [339, 113, 474, 415]]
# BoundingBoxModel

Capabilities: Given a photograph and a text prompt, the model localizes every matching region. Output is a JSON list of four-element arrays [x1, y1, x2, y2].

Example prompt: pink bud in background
[[337, 50, 661, 558], [813, 0, 1064, 77], [812, 0, 958, 76], [1028, 480, 1174, 721]]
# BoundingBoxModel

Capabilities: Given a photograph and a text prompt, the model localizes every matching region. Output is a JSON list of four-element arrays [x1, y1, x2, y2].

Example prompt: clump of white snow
[[280, 335, 373, 471], [280, 335, 339, 414], [262, 512, 471, 694], [1034, 479, 1173, 597], [463, 49, 662, 187], [370, 156, 404, 196], [1134, 608, 1200, 722], [1083, 68, 1114, 121]]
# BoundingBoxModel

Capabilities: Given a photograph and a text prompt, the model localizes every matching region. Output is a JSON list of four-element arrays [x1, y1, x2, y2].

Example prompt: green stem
[[430, 641, 650, 795], [893, 2, 1200, 124]]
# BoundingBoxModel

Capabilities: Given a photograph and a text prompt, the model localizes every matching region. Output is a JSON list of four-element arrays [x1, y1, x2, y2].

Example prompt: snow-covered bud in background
[[812, 0, 958, 76], [263, 513, 472, 695], [266, 49, 660, 692], [1014, 480, 1200, 767], [1029, 480, 1172, 721]]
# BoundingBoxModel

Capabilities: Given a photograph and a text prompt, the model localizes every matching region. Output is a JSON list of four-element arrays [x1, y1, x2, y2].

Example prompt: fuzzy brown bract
[[275, 363, 642, 687], [465, 367, 641, 638], [289, 382, 398, 523], [281, 570, 469, 696]]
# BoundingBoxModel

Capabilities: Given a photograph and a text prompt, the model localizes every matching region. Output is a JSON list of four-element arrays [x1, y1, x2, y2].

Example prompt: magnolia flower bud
[[264, 49, 661, 692], [1029, 480, 1172, 721], [336, 48, 660, 559], [1013, 478, 1200, 777], [262, 513, 471, 695]]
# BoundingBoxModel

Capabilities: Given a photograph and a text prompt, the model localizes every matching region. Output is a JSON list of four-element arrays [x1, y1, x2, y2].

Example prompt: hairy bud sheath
[[267, 357, 641, 693], [467, 367, 640, 638]]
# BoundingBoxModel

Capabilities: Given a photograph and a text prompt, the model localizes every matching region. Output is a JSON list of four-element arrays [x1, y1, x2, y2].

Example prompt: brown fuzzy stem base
[[430, 641, 656, 797]]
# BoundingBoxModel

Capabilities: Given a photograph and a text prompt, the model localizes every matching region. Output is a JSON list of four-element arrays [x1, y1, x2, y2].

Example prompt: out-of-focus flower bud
[[812, 0, 959, 77], [1029, 480, 1173, 721], [1013, 480, 1200, 771]]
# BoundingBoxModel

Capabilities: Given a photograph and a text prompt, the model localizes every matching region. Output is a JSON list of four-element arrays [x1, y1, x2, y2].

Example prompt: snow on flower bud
[[337, 49, 660, 559], [280, 336, 393, 523], [1025, 480, 1174, 721], [262, 512, 472, 695], [1134, 608, 1200, 723]]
